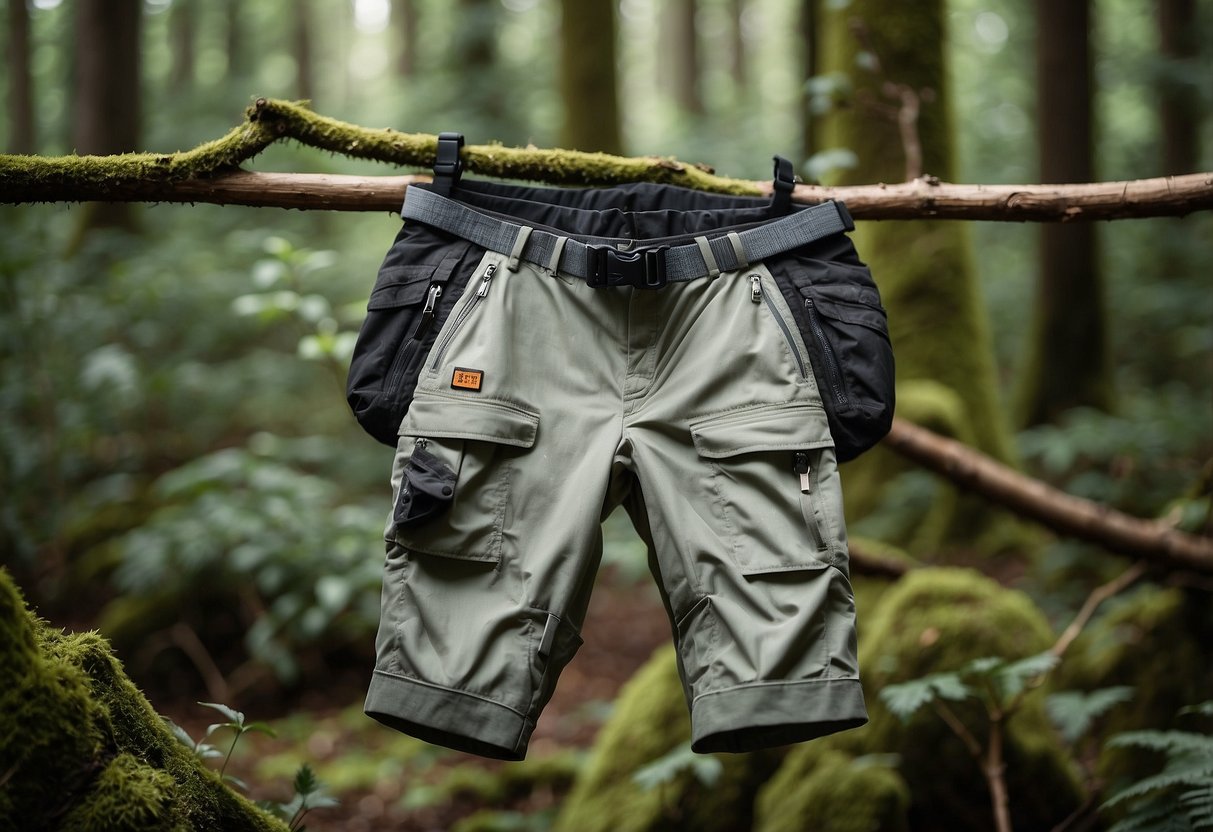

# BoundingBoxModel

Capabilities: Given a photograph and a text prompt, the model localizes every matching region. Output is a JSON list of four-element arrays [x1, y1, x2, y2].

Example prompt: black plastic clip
[[431, 132, 465, 197], [585, 245, 669, 290], [770, 155, 797, 216]]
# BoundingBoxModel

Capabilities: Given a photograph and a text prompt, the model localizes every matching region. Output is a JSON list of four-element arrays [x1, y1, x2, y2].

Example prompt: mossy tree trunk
[[818, 0, 1017, 551], [728, 0, 746, 94], [559, 0, 623, 154], [799, 0, 819, 162], [1016, 0, 1112, 427], [168, 0, 195, 94]]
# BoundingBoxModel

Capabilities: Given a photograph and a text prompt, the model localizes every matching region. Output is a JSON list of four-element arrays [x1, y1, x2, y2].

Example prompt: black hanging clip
[[770, 155, 797, 216], [431, 132, 465, 197]]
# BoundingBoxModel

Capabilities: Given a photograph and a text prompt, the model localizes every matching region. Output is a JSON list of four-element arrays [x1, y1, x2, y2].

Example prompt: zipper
[[804, 298, 850, 410], [430, 262, 497, 372], [793, 452, 827, 551], [750, 274, 808, 381], [385, 284, 442, 395]]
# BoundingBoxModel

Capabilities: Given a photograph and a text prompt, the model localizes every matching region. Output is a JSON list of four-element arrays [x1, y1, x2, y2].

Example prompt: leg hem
[[365, 669, 533, 761], [690, 676, 868, 754]]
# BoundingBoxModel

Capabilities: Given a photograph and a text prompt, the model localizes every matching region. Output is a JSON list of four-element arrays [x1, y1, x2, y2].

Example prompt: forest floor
[[152, 566, 672, 831]]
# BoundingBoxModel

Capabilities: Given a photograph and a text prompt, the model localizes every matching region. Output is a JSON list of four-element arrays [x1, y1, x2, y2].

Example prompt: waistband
[[401, 183, 854, 290]]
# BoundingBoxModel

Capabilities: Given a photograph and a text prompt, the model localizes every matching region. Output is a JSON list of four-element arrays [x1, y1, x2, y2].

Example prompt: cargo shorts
[[363, 180, 869, 760]]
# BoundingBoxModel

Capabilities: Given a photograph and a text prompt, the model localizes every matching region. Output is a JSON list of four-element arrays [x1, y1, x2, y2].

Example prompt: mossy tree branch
[[2, 98, 1212, 219]]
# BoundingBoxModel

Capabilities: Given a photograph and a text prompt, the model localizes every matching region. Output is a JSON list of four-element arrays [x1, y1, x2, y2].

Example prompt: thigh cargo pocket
[[690, 402, 847, 573], [392, 395, 540, 563]]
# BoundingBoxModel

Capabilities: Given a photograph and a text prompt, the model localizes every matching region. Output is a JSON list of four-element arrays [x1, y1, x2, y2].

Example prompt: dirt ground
[[155, 566, 673, 831]]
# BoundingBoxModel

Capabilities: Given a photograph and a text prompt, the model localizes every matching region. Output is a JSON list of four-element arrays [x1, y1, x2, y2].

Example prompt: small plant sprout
[[198, 701, 278, 785]]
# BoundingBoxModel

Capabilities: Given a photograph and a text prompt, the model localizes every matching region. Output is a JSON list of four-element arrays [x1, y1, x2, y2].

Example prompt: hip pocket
[[391, 395, 540, 564], [690, 402, 846, 574]]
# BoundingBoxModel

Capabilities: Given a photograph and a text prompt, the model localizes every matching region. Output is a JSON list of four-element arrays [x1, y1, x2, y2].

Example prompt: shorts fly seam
[[372, 668, 530, 718]]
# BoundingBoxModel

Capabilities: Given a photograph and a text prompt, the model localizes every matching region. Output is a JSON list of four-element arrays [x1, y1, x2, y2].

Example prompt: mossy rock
[[856, 568, 1083, 831], [0, 568, 287, 832], [553, 645, 774, 832], [754, 746, 909, 832], [1051, 584, 1213, 786]]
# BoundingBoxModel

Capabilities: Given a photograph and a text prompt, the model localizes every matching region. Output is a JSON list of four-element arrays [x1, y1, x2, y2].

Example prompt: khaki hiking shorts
[[362, 180, 871, 760]]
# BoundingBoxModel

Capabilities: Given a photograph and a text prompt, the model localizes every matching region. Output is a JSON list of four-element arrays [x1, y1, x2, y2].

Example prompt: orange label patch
[[451, 368, 484, 391]]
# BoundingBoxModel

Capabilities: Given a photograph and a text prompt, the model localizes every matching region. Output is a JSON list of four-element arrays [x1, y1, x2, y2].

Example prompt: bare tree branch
[[883, 418, 1213, 574]]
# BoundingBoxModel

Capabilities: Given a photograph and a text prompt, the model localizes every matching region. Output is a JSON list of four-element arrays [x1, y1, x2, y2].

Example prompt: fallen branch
[[883, 418, 1213, 574], [1, 98, 1211, 220]]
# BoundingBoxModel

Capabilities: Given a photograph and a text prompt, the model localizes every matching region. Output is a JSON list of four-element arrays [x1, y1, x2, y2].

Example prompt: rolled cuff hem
[[365, 669, 534, 761], [690, 677, 868, 754]]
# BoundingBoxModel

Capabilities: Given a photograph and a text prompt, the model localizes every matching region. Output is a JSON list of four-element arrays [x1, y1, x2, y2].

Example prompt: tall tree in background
[[662, 0, 704, 116], [1156, 0, 1200, 175], [294, 0, 315, 103], [7, 0, 35, 154], [820, 1, 1017, 552], [72, 0, 141, 233], [169, 0, 196, 93], [559, 0, 622, 154], [1017, 0, 1111, 426], [393, 0, 419, 78], [225, 0, 246, 80], [728, 0, 746, 93], [800, 0, 819, 161]]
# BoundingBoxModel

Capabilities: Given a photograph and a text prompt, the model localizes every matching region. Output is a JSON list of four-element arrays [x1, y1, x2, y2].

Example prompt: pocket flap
[[402, 396, 540, 448], [367, 264, 438, 310], [690, 403, 833, 459]]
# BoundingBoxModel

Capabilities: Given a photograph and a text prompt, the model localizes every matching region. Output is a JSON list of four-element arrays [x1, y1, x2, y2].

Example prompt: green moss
[[59, 753, 178, 832], [857, 568, 1083, 831], [0, 98, 761, 204], [553, 645, 770, 832], [754, 747, 909, 832], [0, 568, 287, 832]]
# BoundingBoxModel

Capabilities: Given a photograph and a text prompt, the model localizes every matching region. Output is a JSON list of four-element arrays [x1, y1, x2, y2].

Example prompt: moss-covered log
[[0, 568, 287, 832]]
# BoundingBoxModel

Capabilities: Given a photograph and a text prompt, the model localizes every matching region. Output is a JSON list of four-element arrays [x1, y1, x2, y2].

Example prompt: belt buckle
[[586, 245, 669, 290]]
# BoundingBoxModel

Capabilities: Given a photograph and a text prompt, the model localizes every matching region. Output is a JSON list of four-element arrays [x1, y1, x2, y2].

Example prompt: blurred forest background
[[1, 0, 1212, 830]]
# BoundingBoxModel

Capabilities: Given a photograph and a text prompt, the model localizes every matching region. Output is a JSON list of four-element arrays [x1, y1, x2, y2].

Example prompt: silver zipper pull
[[422, 284, 442, 316], [793, 452, 811, 493], [476, 263, 498, 298], [750, 274, 762, 303]]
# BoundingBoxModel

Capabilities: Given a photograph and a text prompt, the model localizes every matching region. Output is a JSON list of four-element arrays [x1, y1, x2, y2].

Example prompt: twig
[[1050, 561, 1148, 659]]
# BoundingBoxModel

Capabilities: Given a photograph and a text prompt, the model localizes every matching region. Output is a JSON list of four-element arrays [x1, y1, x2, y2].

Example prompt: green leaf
[[164, 718, 196, 749], [995, 651, 1061, 700], [199, 701, 245, 726], [1180, 702, 1213, 718], [243, 721, 278, 738], [879, 672, 971, 722], [294, 763, 319, 796], [224, 774, 250, 791], [1046, 687, 1134, 744]]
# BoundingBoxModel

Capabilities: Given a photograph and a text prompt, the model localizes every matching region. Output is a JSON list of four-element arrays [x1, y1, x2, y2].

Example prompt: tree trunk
[[6, 0, 35, 154], [800, 0, 819, 161], [1156, 0, 1199, 176], [1017, 0, 1111, 426], [662, 0, 704, 116], [169, 0, 195, 93], [294, 0, 315, 103], [71, 0, 141, 234], [728, 0, 747, 93], [559, 0, 622, 154], [225, 0, 246, 80], [393, 0, 419, 78], [818, 0, 1018, 552]]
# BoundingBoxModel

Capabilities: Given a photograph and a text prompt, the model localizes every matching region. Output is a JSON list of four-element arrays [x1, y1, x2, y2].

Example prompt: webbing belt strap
[[401, 186, 854, 288]]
